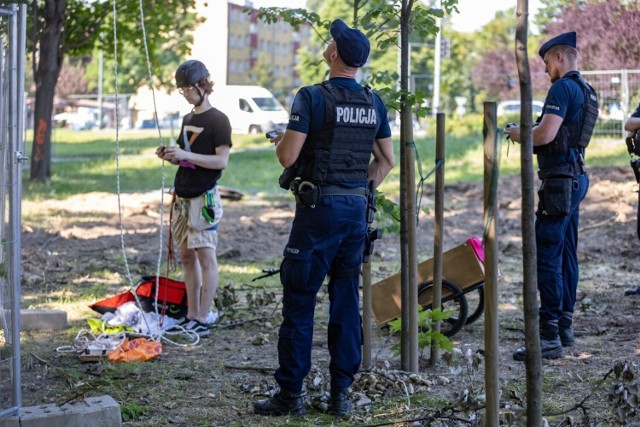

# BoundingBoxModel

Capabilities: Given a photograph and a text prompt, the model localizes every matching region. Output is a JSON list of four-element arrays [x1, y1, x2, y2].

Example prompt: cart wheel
[[465, 285, 485, 325], [418, 279, 468, 337]]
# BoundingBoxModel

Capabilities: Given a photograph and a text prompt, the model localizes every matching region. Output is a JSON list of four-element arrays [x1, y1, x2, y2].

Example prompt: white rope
[[111, 0, 178, 343], [56, 329, 127, 354], [135, 0, 169, 304], [112, 0, 135, 290]]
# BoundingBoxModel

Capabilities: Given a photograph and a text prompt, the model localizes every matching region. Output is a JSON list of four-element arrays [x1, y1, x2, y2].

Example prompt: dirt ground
[[8, 165, 640, 426]]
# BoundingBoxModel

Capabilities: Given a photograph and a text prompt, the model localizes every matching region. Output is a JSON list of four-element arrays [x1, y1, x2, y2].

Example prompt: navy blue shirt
[[542, 71, 585, 123], [287, 77, 391, 139]]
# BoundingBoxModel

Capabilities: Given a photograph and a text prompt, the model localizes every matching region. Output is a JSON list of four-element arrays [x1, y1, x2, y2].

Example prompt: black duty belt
[[320, 185, 367, 198]]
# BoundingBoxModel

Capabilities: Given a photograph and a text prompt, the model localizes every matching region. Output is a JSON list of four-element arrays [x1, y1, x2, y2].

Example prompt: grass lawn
[[21, 128, 630, 201]]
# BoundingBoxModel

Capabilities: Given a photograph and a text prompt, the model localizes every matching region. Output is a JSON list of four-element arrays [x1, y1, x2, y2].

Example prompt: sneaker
[[167, 317, 191, 331], [184, 320, 210, 337], [206, 310, 221, 326]]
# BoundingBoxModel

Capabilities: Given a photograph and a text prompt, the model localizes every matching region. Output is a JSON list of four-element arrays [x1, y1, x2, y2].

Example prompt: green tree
[[26, 0, 200, 182], [543, 0, 640, 70]]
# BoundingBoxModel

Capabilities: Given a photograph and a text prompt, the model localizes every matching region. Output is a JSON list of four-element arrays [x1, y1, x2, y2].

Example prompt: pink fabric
[[466, 236, 485, 264]]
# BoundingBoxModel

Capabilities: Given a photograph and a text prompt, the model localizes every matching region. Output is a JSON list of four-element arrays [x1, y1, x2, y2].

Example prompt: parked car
[[497, 100, 544, 116]]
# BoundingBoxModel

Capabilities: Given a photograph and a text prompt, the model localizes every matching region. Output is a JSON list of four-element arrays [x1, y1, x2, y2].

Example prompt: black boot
[[253, 388, 306, 416], [558, 312, 574, 347], [513, 319, 563, 361], [328, 387, 352, 417]]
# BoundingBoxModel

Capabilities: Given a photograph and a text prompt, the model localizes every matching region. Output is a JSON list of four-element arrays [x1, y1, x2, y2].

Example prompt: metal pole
[[9, 2, 26, 413], [430, 112, 445, 365], [483, 102, 500, 425]]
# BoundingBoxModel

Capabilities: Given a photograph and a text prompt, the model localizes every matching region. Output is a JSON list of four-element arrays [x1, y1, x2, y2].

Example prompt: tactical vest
[[535, 72, 599, 156], [297, 82, 378, 185], [567, 72, 599, 148]]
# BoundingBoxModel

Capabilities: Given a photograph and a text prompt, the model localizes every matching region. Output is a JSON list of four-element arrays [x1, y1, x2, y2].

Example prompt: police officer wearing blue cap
[[505, 32, 599, 361], [254, 19, 395, 417]]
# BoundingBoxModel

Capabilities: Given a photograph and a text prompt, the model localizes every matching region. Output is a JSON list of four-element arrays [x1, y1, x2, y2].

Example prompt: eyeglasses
[[178, 85, 197, 95]]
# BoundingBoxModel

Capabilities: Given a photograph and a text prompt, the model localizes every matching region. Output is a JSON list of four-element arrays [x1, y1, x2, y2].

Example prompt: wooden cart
[[371, 237, 486, 337]]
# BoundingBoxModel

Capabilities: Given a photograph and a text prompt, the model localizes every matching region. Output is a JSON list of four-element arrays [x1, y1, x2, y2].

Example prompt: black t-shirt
[[174, 107, 232, 198]]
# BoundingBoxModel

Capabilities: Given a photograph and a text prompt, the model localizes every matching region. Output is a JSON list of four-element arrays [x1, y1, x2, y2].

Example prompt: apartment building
[[130, 0, 312, 127], [192, 0, 311, 101]]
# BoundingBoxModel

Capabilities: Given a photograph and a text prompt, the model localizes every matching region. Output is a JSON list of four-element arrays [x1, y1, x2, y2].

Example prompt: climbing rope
[[110, 0, 186, 343]]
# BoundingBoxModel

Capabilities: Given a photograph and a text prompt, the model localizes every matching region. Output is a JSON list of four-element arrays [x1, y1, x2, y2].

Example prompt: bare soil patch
[[12, 165, 640, 426]]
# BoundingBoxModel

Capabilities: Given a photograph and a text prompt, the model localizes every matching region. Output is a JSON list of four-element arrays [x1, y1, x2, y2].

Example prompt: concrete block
[[0, 395, 121, 427], [20, 309, 68, 330], [0, 309, 68, 330]]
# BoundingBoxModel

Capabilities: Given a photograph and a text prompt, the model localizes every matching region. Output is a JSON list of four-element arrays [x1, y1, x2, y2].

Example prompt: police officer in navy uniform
[[505, 32, 599, 361], [623, 103, 640, 295], [254, 19, 395, 416]]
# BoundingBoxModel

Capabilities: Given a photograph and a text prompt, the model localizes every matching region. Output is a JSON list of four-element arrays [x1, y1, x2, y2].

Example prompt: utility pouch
[[292, 180, 320, 207], [538, 177, 573, 217]]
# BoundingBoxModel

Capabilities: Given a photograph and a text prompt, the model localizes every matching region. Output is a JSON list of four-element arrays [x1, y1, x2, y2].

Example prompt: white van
[[212, 85, 289, 134]]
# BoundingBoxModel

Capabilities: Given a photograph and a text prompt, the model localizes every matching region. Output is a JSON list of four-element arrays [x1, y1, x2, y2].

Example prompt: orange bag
[[108, 338, 162, 363]]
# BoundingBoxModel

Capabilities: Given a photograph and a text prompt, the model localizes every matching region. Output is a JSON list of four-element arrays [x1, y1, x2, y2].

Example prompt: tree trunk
[[515, 1, 543, 425], [30, 0, 66, 182], [399, 0, 419, 373]]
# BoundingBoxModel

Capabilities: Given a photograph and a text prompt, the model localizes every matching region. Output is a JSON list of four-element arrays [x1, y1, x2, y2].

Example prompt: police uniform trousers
[[536, 172, 589, 331], [275, 194, 366, 393]]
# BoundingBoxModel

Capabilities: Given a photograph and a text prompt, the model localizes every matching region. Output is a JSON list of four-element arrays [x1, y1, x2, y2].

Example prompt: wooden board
[[371, 241, 485, 325]]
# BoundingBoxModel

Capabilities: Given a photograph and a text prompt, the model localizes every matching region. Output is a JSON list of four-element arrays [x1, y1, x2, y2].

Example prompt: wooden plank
[[371, 241, 485, 325]]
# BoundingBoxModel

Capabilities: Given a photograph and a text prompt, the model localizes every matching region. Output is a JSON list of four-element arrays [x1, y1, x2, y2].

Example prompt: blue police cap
[[538, 31, 577, 59], [330, 19, 370, 68]]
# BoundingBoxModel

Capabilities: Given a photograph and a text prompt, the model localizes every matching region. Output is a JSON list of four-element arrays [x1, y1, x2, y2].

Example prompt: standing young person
[[156, 60, 231, 336]]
